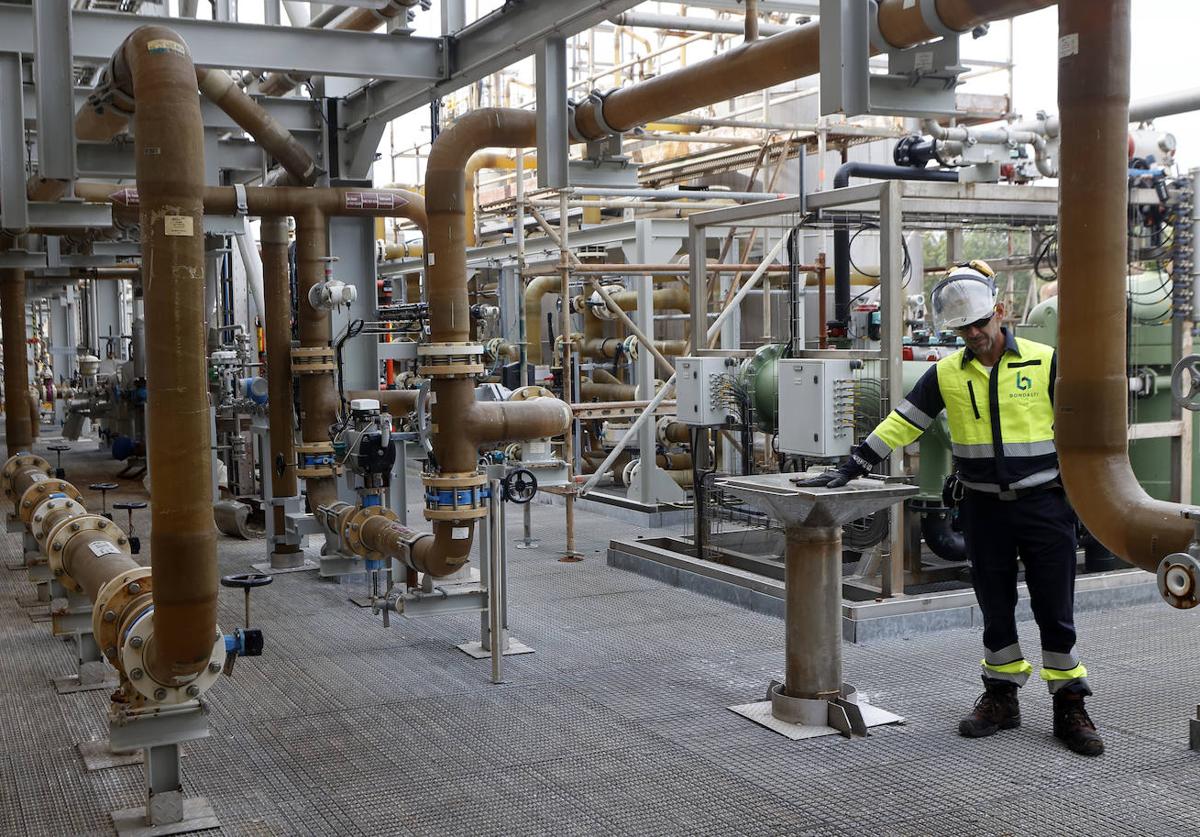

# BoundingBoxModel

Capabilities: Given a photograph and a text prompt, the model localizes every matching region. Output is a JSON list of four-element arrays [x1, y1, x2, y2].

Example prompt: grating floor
[[2, 437, 1200, 836]]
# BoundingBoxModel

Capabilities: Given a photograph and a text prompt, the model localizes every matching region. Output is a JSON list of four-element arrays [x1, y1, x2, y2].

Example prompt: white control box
[[676, 356, 732, 426], [777, 359, 855, 457]]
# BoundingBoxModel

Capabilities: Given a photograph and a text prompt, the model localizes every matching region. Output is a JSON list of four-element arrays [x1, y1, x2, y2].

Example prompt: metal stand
[[513, 501, 539, 549], [718, 474, 914, 740], [457, 468, 534, 664], [53, 615, 117, 694], [108, 702, 218, 836]]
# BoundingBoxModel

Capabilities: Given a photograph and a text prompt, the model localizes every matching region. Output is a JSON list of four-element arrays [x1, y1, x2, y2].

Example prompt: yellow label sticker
[[164, 215, 194, 237], [147, 39, 186, 56]]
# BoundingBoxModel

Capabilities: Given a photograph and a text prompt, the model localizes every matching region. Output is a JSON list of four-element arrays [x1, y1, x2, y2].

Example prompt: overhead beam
[[340, 0, 642, 135], [23, 86, 323, 135], [0, 6, 444, 80]]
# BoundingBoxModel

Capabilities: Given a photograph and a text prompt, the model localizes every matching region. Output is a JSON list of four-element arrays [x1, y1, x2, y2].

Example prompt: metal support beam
[[880, 181, 906, 599], [0, 53, 28, 232], [0, 6, 444, 80], [442, 0, 466, 35], [32, 0, 76, 183], [340, 0, 642, 138], [535, 36, 569, 190]]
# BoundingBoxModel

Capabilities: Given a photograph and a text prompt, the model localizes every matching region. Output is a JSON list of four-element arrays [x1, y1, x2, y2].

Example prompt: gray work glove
[[791, 456, 867, 489]]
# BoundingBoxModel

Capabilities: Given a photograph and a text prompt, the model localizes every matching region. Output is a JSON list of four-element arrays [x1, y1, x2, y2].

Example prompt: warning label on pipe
[[164, 215, 194, 237], [345, 192, 403, 211], [88, 540, 122, 558], [147, 39, 187, 57]]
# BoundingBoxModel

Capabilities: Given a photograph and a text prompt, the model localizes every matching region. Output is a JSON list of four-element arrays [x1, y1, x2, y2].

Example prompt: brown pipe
[[579, 380, 637, 402], [571, 0, 1055, 140], [122, 27, 218, 682], [76, 67, 318, 185], [195, 68, 320, 185], [1054, 0, 1191, 571], [466, 151, 536, 247], [2, 267, 33, 456], [744, 0, 760, 41], [64, 528, 140, 602], [295, 208, 340, 510], [261, 217, 301, 551], [524, 275, 561, 364], [348, 388, 419, 415], [465, 398, 572, 445]]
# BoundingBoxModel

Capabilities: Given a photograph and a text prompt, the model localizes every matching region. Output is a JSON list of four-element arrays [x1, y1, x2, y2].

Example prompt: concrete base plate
[[456, 638, 536, 658], [111, 798, 217, 837], [729, 699, 904, 741], [79, 739, 143, 771], [54, 673, 118, 695], [250, 558, 317, 575]]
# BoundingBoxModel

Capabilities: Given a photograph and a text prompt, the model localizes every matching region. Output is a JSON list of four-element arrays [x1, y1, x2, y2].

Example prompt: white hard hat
[[930, 267, 996, 330]]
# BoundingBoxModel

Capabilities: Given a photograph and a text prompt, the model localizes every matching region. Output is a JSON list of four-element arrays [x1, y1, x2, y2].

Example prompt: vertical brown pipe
[[744, 0, 760, 41], [124, 27, 218, 681], [295, 208, 340, 509], [1054, 0, 1192, 571], [1, 267, 33, 456], [261, 217, 302, 561]]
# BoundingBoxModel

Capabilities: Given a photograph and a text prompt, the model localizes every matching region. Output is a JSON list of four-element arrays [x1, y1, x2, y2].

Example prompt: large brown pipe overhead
[[260, 216, 301, 550], [74, 27, 219, 683], [570, 0, 1056, 140], [1054, 0, 1191, 572], [1, 267, 33, 456]]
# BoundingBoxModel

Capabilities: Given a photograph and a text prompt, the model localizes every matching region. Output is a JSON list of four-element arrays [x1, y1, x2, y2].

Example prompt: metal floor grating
[[1, 437, 1199, 835]]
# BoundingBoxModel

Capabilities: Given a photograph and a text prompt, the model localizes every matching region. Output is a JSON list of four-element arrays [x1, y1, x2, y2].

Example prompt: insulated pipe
[[831, 163, 958, 326], [466, 399, 573, 444], [1, 267, 33, 456], [744, 0, 760, 41], [571, 0, 1056, 141], [121, 27, 217, 682], [1054, 0, 1192, 571], [235, 217, 267, 323], [261, 217, 300, 546]]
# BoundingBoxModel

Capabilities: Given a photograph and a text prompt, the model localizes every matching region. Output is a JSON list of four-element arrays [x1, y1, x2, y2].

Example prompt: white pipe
[[705, 233, 791, 344], [236, 217, 267, 322], [1130, 88, 1200, 124], [282, 1, 312, 25], [578, 373, 677, 497]]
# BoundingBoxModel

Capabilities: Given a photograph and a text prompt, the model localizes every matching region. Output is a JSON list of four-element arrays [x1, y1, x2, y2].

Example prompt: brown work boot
[[958, 678, 1020, 738], [1053, 691, 1105, 756]]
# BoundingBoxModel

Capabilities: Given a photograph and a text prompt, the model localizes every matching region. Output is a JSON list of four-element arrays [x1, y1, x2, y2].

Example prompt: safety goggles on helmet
[[930, 265, 997, 331]]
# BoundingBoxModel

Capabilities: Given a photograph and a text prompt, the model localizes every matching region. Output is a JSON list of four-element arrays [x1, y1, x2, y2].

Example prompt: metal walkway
[[1, 440, 1198, 835]]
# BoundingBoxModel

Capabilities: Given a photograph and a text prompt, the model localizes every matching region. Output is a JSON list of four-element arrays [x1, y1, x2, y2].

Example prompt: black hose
[[832, 163, 959, 327], [918, 504, 966, 562]]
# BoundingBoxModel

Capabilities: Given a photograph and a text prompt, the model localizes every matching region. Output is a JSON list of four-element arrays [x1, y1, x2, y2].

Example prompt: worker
[[797, 261, 1103, 756]]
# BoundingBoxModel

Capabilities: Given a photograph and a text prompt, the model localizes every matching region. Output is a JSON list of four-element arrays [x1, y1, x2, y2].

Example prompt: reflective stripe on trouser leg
[[1041, 648, 1090, 694], [981, 642, 1032, 687]]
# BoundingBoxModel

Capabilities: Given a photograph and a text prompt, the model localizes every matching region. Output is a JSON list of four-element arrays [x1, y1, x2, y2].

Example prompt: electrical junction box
[[777, 359, 856, 458], [676, 356, 733, 426]]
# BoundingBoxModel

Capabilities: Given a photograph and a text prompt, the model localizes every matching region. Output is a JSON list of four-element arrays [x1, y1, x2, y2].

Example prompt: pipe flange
[[93, 566, 153, 667], [121, 609, 225, 705], [1157, 552, 1200, 609], [31, 496, 87, 546], [290, 346, 337, 374], [295, 441, 343, 479], [417, 342, 485, 379], [18, 478, 83, 525], [342, 505, 399, 559], [47, 514, 129, 594], [1, 454, 51, 499], [508, 385, 555, 402], [422, 471, 489, 521]]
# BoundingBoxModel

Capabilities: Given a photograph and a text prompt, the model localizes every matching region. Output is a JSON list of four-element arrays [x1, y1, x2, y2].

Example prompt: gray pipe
[[611, 11, 788, 37], [1129, 88, 1200, 123], [571, 186, 786, 202]]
